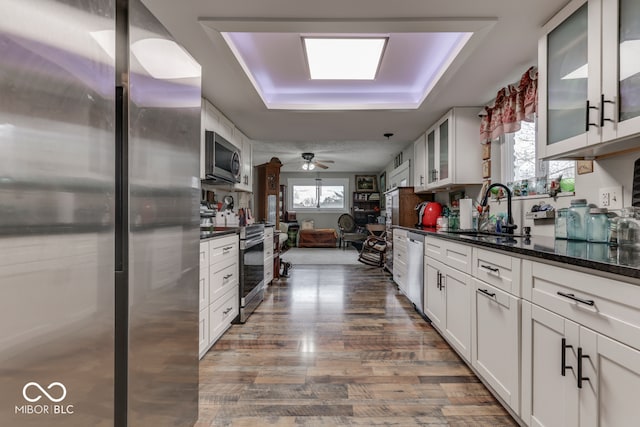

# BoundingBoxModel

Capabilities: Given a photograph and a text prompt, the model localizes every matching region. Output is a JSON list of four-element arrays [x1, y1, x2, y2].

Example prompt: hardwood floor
[[197, 264, 517, 426]]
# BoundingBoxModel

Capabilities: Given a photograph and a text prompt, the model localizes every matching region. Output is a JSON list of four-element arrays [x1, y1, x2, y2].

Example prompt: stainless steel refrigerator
[[0, 0, 201, 425]]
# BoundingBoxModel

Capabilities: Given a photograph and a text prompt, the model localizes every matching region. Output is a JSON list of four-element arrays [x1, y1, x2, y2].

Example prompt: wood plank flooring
[[197, 264, 517, 426]]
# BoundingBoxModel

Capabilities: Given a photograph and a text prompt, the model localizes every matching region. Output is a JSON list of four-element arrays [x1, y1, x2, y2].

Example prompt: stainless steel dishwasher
[[406, 232, 425, 315]]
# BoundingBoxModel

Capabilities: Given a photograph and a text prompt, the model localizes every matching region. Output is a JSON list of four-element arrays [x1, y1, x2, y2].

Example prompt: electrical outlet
[[599, 186, 623, 210]]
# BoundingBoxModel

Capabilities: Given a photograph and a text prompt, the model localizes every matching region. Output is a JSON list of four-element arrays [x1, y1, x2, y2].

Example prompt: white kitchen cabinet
[[424, 260, 445, 329], [199, 233, 239, 359], [204, 99, 235, 145], [393, 228, 408, 293], [522, 259, 640, 427], [472, 247, 521, 297], [539, 0, 640, 160], [412, 133, 427, 192], [425, 235, 472, 274], [578, 327, 640, 427], [472, 279, 520, 415], [199, 265, 209, 311], [264, 226, 274, 286], [424, 257, 471, 362], [388, 160, 410, 189], [424, 108, 482, 190], [234, 129, 253, 192], [209, 287, 238, 345], [198, 307, 210, 356], [521, 301, 580, 427], [522, 301, 640, 427]]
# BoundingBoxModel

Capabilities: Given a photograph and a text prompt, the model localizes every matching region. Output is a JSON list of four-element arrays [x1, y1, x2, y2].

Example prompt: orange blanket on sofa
[[298, 228, 337, 248]]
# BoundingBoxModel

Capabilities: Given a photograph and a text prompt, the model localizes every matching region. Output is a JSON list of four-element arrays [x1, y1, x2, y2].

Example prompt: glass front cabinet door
[[602, 0, 640, 141], [538, 0, 601, 159], [540, 0, 640, 159]]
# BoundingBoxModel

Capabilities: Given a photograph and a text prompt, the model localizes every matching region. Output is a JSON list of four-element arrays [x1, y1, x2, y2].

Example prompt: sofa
[[296, 220, 337, 248]]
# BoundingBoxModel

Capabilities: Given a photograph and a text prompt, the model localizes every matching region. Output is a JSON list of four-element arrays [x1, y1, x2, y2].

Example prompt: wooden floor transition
[[196, 264, 517, 426]]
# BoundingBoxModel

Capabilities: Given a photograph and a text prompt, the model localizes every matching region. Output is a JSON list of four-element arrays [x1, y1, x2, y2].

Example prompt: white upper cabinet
[[601, 0, 640, 141], [234, 129, 253, 192], [412, 133, 427, 192], [539, 0, 640, 159], [423, 108, 482, 190]]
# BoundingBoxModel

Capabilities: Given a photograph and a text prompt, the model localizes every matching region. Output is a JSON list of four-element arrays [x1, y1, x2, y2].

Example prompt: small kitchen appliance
[[417, 201, 443, 227]]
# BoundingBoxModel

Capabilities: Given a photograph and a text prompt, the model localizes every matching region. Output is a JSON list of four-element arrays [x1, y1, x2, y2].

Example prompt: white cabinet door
[[413, 133, 427, 192], [442, 263, 471, 362], [234, 130, 253, 192], [579, 327, 640, 427], [198, 307, 209, 358], [538, 0, 600, 159], [425, 108, 481, 189], [539, 0, 640, 158], [522, 302, 580, 427], [424, 260, 445, 331], [425, 258, 471, 361], [472, 279, 520, 415], [601, 0, 640, 142]]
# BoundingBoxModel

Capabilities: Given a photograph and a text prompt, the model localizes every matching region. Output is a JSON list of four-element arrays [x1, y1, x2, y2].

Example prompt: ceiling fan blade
[[316, 159, 335, 163], [314, 162, 329, 169]]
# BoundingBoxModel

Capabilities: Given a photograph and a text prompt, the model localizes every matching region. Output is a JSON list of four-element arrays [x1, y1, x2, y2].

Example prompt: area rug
[[280, 247, 360, 265]]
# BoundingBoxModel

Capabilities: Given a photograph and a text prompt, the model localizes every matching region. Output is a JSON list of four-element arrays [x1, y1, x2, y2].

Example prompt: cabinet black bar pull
[[480, 264, 500, 273], [436, 272, 441, 290], [477, 288, 496, 298], [223, 274, 233, 280], [557, 291, 595, 306], [561, 338, 574, 376], [585, 100, 598, 131], [600, 94, 615, 127], [577, 347, 590, 389]]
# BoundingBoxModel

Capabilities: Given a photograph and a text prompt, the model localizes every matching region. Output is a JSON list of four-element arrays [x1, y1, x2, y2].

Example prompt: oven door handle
[[242, 237, 264, 250]]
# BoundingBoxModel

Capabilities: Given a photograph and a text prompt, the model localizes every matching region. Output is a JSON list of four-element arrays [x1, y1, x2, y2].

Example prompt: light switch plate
[[598, 186, 623, 210]]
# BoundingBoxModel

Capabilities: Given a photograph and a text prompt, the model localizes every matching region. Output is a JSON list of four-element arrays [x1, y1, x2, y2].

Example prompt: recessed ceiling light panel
[[302, 37, 387, 80]]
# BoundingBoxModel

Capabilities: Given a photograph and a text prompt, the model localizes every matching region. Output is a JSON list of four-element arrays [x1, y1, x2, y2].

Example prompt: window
[[502, 120, 575, 188], [289, 178, 347, 211]]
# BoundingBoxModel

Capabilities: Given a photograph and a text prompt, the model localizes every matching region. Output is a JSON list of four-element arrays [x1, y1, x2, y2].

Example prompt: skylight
[[302, 37, 387, 80]]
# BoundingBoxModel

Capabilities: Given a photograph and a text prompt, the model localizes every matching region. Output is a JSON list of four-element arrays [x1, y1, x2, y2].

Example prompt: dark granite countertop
[[394, 226, 640, 281], [200, 227, 239, 241]]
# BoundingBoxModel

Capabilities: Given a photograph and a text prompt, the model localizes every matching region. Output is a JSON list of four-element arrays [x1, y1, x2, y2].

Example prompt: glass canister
[[567, 199, 589, 240], [555, 207, 568, 239], [587, 208, 609, 242], [617, 207, 640, 249]]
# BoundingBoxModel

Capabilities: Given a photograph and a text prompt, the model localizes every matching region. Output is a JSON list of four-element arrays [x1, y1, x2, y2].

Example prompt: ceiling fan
[[300, 152, 334, 170]]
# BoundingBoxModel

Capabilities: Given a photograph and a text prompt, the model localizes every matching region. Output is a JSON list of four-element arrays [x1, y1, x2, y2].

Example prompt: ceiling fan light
[[308, 163, 315, 170], [302, 162, 309, 170]]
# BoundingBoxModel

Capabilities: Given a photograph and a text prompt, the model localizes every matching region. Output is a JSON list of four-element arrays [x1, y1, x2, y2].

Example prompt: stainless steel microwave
[[204, 130, 241, 183]]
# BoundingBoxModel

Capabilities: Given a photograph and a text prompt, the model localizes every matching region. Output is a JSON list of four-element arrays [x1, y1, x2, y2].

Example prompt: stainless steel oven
[[235, 224, 265, 323]]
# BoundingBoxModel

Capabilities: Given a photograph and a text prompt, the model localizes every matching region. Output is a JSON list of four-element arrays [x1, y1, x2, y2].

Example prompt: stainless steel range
[[235, 224, 265, 323]]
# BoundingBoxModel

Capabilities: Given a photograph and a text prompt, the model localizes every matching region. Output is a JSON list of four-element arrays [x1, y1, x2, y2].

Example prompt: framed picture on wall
[[482, 160, 491, 178], [482, 143, 491, 160], [355, 175, 378, 192]]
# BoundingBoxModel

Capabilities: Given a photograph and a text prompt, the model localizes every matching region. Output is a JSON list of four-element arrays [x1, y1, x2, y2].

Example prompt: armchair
[[357, 224, 388, 267], [337, 214, 367, 249]]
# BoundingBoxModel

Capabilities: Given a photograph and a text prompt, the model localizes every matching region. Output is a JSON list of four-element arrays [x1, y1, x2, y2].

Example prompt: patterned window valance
[[480, 66, 538, 144]]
